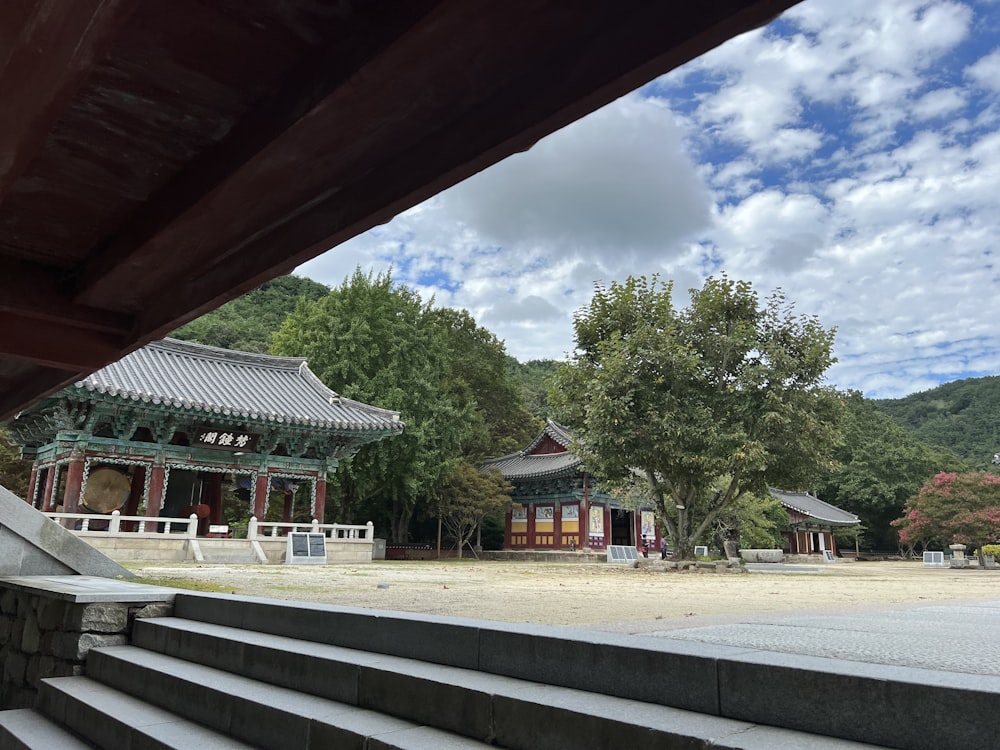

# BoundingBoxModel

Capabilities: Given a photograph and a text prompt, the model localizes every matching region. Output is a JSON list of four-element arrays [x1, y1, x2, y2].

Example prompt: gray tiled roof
[[480, 450, 582, 480], [480, 420, 582, 480], [770, 488, 859, 527], [72, 338, 404, 432]]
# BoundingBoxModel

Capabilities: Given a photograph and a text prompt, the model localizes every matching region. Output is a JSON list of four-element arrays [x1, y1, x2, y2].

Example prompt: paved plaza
[[598, 598, 1000, 677]]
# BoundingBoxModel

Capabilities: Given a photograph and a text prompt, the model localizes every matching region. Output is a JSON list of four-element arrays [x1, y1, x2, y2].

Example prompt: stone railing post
[[366, 521, 374, 541], [109, 510, 121, 536], [247, 516, 258, 540], [311, 519, 319, 533], [187, 514, 198, 539]]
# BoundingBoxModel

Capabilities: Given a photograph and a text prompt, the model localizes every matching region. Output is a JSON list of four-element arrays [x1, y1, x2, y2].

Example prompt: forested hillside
[[171, 275, 329, 353], [507, 358, 561, 419], [873, 377, 1000, 466]]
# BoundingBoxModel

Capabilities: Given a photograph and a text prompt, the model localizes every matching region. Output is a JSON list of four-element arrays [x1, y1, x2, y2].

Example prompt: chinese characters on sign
[[194, 428, 259, 452]]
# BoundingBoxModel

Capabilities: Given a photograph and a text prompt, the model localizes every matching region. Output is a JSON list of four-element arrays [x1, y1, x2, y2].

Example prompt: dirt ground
[[124, 559, 1000, 632]]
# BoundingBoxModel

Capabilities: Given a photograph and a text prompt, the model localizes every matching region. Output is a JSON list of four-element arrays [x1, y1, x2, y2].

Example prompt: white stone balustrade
[[44, 511, 200, 538], [247, 518, 374, 542]]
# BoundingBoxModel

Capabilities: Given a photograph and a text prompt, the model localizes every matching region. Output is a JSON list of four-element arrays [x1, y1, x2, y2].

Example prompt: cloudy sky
[[298, 0, 1000, 399]]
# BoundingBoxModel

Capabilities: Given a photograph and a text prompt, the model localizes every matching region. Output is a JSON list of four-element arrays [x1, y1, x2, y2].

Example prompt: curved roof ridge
[[524, 418, 574, 453], [146, 337, 307, 370], [67, 338, 403, 432]]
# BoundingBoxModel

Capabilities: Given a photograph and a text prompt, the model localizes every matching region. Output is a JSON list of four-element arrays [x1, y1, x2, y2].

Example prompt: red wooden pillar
[[554, 505, 562, 549], [527, 505, 536, 549], [503, 508, 512, 549], [146, 461, 165, 518], [314, 477, 326, 522], [604, 506, 612, 548], [203, 472, 223, 525], [581, 473, 590, 550], [253, 471, 269, 519], [41, 466, 57, 511], [25, 465, 39, 506], [62, 449, 86, 514]]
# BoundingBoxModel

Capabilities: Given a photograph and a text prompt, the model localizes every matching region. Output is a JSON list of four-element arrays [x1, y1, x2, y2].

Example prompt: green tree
[[436, 462, 512, 558], [172, 275, 329, 353], [552, 274, 841, 559], [893, 471, 1000, 561], [272, 269, 474, 542], [0, 427, 31, 498], [713, 490, 790, 551], [429, 308, 539, 461]]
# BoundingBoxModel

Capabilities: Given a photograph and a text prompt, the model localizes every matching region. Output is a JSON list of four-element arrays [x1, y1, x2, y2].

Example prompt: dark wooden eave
[[0, 0, 801, 421]]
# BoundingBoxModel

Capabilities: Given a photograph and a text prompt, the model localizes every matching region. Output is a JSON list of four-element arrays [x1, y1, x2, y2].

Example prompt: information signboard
[[285, 532, 328, 565]]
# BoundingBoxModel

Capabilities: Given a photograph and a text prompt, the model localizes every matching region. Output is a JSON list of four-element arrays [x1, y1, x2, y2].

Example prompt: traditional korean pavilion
[[481, 420, 660, 551], [6, 338, 403, 532], [770, 488, 859, 557]]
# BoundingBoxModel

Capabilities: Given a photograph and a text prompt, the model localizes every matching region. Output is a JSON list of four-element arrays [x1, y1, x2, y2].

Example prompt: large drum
[[82, 467, 132, 513]]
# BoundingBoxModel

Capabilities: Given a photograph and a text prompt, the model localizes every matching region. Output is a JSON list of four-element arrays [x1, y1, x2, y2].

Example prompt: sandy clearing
[[125, 559, 1000, 630]]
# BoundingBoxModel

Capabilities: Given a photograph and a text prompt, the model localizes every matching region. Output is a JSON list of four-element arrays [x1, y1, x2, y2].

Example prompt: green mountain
[[171, 275, 329, 353], [873, 376, 1000, 466]]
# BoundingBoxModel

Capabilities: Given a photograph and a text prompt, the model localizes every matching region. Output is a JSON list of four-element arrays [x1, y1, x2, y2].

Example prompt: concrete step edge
[[165, 594, 1000, 750], [87, 647, 494, 749], [95, 637, 893, 749], [0, 708, 95, 750], [36, 675, 257, 749]]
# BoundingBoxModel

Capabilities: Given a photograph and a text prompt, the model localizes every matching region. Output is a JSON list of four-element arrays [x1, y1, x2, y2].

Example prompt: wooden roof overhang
[[0, 0, 801, 422]]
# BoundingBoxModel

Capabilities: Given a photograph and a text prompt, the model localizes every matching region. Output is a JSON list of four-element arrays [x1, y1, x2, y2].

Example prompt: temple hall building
[[480, 420, 661, 552], [770, 488, 860, 557], [6, 338, 403, 533]]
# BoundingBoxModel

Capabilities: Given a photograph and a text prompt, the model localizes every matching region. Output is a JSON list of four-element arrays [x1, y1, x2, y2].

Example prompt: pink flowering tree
[[892, 472, 1000, 562]]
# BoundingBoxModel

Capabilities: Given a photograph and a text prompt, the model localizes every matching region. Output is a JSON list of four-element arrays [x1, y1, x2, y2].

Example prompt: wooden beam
[[0, 313, 125, 371], [0, 260, 133, 334], [0, 0, 136, 206], [133, 0, 800, 338], [72, 0, 439, 308]]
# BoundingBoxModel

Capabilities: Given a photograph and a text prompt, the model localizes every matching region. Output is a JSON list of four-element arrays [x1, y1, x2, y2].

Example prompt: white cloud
[[966, 47, 1000, 92], [298, 0, 1000, 400]]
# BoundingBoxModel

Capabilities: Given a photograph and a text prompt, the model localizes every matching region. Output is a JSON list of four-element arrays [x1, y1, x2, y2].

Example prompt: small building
[[6, 338, 403, 532], [770, 488, 859, 557], [480, 420, 660, 552]]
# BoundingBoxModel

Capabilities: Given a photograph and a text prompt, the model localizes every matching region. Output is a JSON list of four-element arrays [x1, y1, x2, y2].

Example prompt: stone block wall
[[0, 587, 171, 709]]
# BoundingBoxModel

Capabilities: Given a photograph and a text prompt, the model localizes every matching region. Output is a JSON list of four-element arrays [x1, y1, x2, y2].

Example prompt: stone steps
[[128, 617, 830, 749], [5, 588, 988, 748]]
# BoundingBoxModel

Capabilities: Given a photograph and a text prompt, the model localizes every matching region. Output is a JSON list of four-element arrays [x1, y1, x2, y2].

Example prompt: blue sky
[[298, 0, 1000, 399]]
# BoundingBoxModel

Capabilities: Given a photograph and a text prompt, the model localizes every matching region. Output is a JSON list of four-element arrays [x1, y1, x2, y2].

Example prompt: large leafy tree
[[272, 269, 529, 543], [273, 269, 473, 541], [893, 472, 1000, 559], [552, 275, 842, 559], [428, 308, 539, 461], [816, 392, 968, 549]]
